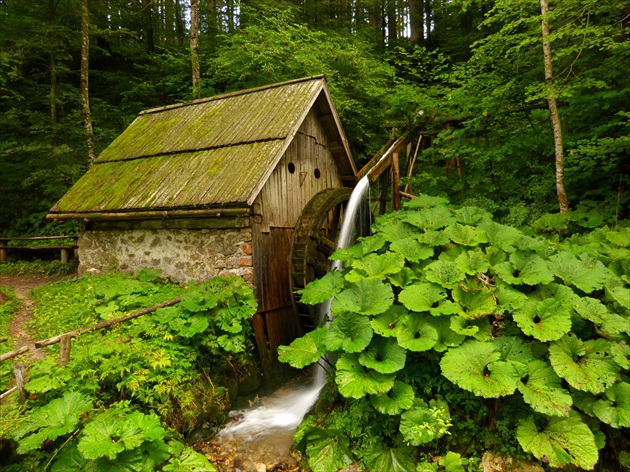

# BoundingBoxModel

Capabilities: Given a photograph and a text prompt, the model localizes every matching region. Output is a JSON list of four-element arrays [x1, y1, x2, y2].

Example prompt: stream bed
[[197, 374, 324, 471]]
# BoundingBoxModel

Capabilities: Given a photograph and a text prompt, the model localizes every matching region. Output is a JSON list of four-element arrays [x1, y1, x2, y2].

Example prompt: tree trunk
[[142, 0, 154, 52], [539, 0, 569, 213], [175, 0, 184, 49], [409, 0, 424, 44], [49, 0, 57, 144], [190, 0, 201, 99], [80, 0, 97, 165], [386, 0, 397, 44]]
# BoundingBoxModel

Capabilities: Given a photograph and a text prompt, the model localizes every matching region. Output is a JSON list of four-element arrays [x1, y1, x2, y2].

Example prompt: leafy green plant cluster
[[0, 286, 20, 391], [280, 195, 629, 471], [0, 259, 77, 276], [2, 271, 258, 471]]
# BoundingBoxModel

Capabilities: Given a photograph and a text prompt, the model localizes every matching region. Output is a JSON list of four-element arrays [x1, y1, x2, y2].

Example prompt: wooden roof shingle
[[49, 76, 355, 217]]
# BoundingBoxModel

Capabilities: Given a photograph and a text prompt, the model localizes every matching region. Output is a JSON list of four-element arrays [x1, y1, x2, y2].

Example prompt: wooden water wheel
[[290, 187, 353, 330]]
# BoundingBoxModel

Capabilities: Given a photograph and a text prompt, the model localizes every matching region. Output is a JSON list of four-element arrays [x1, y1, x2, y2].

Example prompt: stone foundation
[[78, 228, 253, 284]]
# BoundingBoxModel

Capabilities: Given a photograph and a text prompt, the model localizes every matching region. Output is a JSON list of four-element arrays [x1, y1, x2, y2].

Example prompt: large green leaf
[[78, 410, 166, 461], [377, 221, 417, 242], [418, 230, 451, 246], [451, 285, 497, 318], [396, 313, 439, 352], [363, 445, 416, 472], [450, 315, 492, 341], [494, 253, 554, 286], [513, 298, 572, 342], [404, 194, 449, 209], [479, 221, 523, 252], [444, 223, 488, 246], [390, 238, 434, 262], [424, 260, 465, 288], [453, 206, 492, 225], [331, 278, 394, 315], [335, 354, 396, 399], [455, 249, 490, 275], [516, 412, 598, 469], [403, 206, 455, 230], [369, 381, 415, 415], [304, 428, 354, 472], [278, 328, 327, 368], [326, 313, 373, 353], [592, 382, 630, 428], [440, 341, 521, 398], [297, 270, 345, 305], [399, 399, 452, 445], [15, 392, 93, 454], [359, 337, 406, 374], [548, 251, 609, 293], [518, 360, 572, 417], [548, 335, 620, 394], [371, 305, 408, 338], [398, 283, 446, 313], [495, 281, 528, 312], [349, 252, 405, 280], [432, 316, 466, 352], [549, 335, 619, 393]]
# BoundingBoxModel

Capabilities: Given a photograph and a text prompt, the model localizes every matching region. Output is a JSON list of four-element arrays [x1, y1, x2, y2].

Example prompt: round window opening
[[288, 162, 296, 174], [314, 168, 321, 179]]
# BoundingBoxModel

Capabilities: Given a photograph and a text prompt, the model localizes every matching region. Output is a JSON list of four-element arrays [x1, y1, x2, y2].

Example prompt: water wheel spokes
[[290, 187, 353, 330]]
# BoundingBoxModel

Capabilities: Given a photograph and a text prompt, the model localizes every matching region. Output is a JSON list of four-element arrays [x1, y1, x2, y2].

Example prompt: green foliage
[[0, 286, 20, 391], [0, 259, 77, 276], [281, 195, 629, 470], [3, 272, 255, 470]]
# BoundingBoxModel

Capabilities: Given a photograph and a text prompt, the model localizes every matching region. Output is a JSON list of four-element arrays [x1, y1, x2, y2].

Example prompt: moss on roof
[[49, 76, 355, 216]]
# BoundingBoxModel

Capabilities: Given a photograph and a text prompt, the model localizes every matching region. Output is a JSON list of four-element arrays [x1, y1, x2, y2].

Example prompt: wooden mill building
[[48, 76, 358, 381]]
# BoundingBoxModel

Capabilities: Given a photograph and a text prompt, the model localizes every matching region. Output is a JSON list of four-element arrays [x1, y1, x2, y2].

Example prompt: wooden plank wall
[[256, 108, 344, 231], [251, 107, 345, 387]]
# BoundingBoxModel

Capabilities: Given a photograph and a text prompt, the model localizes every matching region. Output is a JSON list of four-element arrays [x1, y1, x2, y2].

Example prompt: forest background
[[0, 0, 628, 237]]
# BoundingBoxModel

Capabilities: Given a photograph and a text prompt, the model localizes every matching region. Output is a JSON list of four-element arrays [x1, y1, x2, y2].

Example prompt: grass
[[0, 287, 20, 392], [0, 259, 77, 276]]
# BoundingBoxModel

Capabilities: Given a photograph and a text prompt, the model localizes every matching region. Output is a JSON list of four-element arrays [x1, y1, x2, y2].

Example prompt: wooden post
[[59, 335, 72, 366], [392, 152, 401, 211], [60, 248, 69, 264], [0, 247, 6, 264], [13, 362, 27, 404], [379, 170, 390, 215]]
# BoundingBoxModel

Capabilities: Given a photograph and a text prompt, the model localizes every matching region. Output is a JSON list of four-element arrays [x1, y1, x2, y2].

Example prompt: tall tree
[[409, 0, 424, 44], [190, 0, 201, 99], [142, 0, 155, 53], [539, 0, 568, 213], [80, 0, 97, 165]]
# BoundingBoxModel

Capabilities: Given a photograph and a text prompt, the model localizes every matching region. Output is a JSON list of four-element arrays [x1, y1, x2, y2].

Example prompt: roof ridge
[[140, 75, 327, 115]]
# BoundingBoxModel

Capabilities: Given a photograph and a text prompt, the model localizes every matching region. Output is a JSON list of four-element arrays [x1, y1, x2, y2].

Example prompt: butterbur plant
[[279, 194, 629, 471]]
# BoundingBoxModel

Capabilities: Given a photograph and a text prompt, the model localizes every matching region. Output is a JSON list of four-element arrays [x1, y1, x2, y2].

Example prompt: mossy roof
[[49, 76, 356, 216]]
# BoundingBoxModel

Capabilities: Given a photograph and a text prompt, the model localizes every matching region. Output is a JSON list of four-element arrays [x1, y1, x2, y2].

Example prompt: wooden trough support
[[0, 235, 79, 264], [357, 132, 424, 213]]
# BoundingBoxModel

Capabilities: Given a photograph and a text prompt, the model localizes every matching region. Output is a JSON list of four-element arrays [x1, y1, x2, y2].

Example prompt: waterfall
[[218, 177, 372, 446]]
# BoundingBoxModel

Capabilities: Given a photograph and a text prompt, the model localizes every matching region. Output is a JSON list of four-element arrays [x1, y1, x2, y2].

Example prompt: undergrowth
[[0, 287, 20, 392], [280, 194, 629, 472], [0, 259, 77, 276], [0, 269, 259, 471]]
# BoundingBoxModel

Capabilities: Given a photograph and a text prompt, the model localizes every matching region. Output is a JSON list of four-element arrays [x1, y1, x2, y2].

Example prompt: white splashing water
[[218, 176, 372, 447]]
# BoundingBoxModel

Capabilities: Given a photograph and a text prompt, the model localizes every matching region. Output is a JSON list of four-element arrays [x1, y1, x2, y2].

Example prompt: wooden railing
[[0, 296, 183, 403], [0, 235, 79, 264]]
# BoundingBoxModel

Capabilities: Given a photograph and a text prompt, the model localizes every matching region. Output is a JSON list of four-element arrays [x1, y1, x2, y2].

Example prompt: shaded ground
[[1, 274, 75, 360]]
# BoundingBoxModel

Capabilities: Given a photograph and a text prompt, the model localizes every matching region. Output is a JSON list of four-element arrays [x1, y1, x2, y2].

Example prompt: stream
[[199, 370, 325, 471]]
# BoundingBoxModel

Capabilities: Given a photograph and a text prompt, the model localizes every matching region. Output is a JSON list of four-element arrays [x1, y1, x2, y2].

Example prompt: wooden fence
[[0, 235, 79, 264], [0, 296, 184, 403]]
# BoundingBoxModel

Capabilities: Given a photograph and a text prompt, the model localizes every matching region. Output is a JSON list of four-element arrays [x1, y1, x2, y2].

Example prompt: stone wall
[[78, 227, 253, 284]]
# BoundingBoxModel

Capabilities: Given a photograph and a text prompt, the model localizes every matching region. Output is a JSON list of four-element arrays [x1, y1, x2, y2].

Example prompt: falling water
[[215, 177, 372, 467]]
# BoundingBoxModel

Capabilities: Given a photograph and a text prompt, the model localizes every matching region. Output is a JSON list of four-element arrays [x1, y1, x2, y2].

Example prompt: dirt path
[[1, 274, 75, 360]]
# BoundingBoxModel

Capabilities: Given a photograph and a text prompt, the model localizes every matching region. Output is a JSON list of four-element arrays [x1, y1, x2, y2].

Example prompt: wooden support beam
[[392, 152, 401, 211], [0, 386, 17, 401], [13, 362, 27, 404], [59, 335, 72, 366], [0, 346, 28, 362], [47, 208, 250, 222]]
